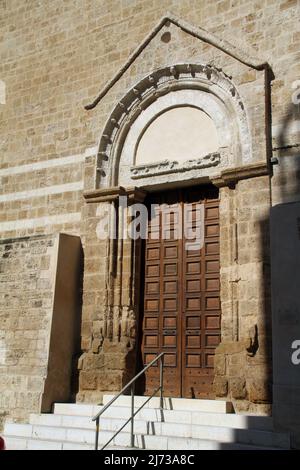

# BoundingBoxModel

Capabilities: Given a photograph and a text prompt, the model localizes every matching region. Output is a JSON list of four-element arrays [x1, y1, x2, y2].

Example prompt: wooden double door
[[140, 186, 221, 398]]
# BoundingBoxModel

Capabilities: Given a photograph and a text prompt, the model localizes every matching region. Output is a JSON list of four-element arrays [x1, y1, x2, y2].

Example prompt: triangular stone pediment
[[85, 12, 270, 110]]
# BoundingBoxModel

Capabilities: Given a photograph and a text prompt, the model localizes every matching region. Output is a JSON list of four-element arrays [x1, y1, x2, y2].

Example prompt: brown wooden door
[[141, 186, 221, 398]]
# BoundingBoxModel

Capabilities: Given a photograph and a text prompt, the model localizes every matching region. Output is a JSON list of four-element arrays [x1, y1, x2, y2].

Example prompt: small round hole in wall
[[161, 31, 171, 43]]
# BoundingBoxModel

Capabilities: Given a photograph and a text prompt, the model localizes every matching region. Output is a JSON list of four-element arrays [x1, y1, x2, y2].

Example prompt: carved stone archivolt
[[95, 63, 253, 190]]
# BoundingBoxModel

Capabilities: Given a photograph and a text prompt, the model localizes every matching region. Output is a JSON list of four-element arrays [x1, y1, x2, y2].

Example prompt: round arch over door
[[95, 63, 253, 191]]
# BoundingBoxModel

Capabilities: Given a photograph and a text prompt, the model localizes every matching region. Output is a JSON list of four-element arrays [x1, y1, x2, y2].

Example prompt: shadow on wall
[[70, 243, 84, 402], [219, 416, 290, 450], [275, 101, 300, 203], [217, 414, 290, 449], [269, 96, 300, 449], [218, 97, 300, 450]]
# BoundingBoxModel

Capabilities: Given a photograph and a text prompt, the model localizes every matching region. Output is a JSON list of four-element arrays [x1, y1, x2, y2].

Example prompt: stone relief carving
[[130, 152, 221, 179]]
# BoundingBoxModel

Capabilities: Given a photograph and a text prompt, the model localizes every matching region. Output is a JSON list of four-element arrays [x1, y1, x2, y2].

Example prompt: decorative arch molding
[[96, 63, 252, 189]]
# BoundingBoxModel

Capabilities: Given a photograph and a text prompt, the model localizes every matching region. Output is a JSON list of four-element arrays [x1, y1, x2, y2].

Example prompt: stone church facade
[[0, 0, 300, 447]]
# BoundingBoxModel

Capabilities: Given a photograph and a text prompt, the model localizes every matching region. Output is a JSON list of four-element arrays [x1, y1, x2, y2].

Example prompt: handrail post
[[131, 383, 135, 447], [95, 416, 99, 451], [160, 354, 164, 410], [92, 352, 165, 450]]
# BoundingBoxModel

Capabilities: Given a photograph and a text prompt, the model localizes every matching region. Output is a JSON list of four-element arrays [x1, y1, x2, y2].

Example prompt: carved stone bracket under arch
[[96, 63, 253, 190]]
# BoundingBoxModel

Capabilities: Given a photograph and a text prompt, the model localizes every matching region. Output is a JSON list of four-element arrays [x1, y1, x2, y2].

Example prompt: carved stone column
[[77, 187, 146, 403]]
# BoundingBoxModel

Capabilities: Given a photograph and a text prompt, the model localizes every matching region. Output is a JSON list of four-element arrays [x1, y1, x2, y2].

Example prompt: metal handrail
[[92, 352, 165, 450]]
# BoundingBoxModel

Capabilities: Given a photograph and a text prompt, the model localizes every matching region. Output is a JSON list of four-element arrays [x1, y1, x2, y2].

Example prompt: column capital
[[83, 186, 147, 204]]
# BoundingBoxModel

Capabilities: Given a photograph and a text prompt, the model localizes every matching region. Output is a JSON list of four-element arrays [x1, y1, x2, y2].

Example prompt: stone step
[[53, 397, 233, 417], [99, 418, 289, 448], [4, 435, 129, 451], [4, 433, 282, 451], [4, 422, 116, 446], [4, 398, 290, 451], [97, 407, 274, 431], [29, 413, 94, 429], [4, 420, 290, 449], [29, 409, 274, 432], [102, 395, 234, 413], [53, 403, 102, 416]]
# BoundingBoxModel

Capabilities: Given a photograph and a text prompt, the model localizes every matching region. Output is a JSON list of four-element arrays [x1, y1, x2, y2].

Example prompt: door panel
[[141, 186, 221, 398]]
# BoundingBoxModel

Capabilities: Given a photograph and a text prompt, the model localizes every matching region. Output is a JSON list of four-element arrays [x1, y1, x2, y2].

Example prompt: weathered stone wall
[[0, 160, 84, 239], [214, 176, 272, 413], [0, 0, 299, 426], [1, 0, 299, 238], [0, 233, 82, 424], [0, 234, 59, 423]]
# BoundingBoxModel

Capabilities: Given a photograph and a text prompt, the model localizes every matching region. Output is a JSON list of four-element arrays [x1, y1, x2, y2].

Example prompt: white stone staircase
[[3, 395, 290, 450]]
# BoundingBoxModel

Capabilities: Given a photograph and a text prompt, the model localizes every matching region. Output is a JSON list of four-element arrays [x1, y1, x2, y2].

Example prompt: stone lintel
[[83, 186, 147, 203], [211, 162, 270, 187]]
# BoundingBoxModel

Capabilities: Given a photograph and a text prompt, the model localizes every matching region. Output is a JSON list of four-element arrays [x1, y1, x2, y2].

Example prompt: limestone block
[[213, 377, 228, 397], [79, 372, 97, 391], [214, 354, 226, 376], [96, 371, 122, 391], [82, 353, 105, 370], [215, 339, 249, 355], [248, 379, 271, 403], [230, 378, 247, 399]]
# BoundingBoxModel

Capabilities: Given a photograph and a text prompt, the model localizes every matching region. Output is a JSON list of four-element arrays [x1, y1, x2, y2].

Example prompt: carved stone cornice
[[211, 162, 270, 187], [83, 186, 147, 204]]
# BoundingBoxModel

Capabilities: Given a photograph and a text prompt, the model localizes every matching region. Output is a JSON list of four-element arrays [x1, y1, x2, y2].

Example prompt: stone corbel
[[83, 186, 147, 204]]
